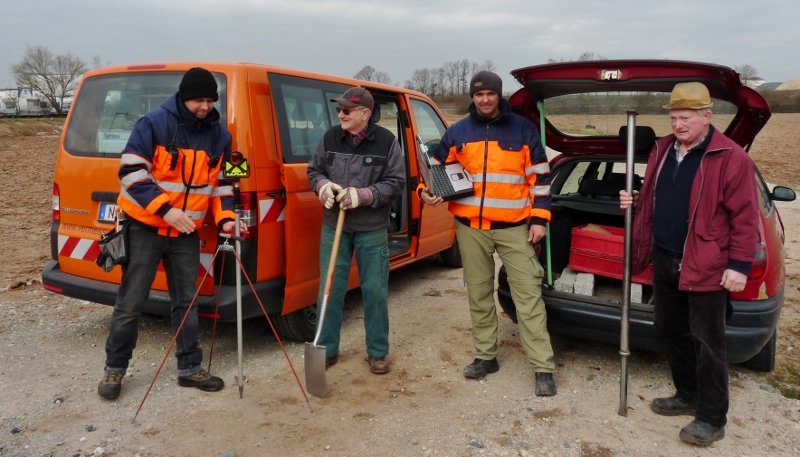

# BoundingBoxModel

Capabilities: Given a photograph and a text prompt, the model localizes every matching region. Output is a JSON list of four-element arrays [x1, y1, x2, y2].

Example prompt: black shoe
[[177, 370, 224, 392], [535, 372, 557, 396], [98, 370, 124, 400], [679, 419, 725, 446], [651, 396, 697, 416], [325, 355, 338, 370], [463, 358, 499, 379]]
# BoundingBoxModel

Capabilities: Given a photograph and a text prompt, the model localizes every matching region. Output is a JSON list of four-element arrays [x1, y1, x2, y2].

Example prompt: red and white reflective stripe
[[58, 234, 101, 261], [57, 234, 213, 278], [199, 253, 213, 278], [259, 198, 285, 223]]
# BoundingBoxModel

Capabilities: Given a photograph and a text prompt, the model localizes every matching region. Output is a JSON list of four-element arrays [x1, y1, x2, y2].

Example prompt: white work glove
[[336, 187, 374, 210], [317, 180, 343, 209]]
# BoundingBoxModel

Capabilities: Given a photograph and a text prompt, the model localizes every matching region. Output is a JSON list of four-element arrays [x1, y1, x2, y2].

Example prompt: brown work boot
[[97, 370, 124, 400], [368, 356, 390, 374], [177, 370, 224, 392]]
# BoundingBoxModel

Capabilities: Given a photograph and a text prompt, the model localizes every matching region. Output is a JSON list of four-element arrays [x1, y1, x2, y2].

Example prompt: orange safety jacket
[[431, 100, 551, 230], [117, 94, 235, 237]]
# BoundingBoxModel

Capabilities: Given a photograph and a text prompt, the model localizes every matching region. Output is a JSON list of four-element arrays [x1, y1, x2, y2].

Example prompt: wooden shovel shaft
[[312, 207, 346, 347]]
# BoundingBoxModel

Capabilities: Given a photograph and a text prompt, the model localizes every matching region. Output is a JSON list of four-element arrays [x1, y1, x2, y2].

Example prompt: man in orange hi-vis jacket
[[420, 71, 556, 396], [98, 67, 246, 400]]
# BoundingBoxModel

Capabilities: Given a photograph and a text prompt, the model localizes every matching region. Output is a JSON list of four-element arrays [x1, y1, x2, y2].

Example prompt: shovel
[[305, 206, 346, 398]]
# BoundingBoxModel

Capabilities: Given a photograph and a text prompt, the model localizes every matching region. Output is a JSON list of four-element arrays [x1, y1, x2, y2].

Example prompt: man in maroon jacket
[[620, 82, 759, 446]]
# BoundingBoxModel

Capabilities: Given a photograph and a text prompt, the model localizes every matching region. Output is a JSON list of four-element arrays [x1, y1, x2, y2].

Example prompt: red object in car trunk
[[568, 224, 653, 285]]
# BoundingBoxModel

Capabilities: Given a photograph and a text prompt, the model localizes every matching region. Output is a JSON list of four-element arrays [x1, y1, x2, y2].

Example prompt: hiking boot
[[325, 355, 338, 370], [177, 370, 224, 392], [679, 419, 725, 446], [535, 372, 557, 396], [463, 358, 499, 379], [368, 356, 390, 375], [98, 370, 124, 400], [651, 396, 697, 416]]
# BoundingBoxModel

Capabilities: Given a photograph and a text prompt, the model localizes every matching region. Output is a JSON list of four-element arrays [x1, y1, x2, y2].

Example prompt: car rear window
[[64, 72, 228, 157], [543, 91, 737, 138]]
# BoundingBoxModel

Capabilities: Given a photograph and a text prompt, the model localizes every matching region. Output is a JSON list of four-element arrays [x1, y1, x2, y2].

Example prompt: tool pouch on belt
[[96, 219, 130, 272]]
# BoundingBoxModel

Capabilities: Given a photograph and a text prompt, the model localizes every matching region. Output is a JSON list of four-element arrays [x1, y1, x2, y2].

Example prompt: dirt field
[[1, 115, 799, 456]]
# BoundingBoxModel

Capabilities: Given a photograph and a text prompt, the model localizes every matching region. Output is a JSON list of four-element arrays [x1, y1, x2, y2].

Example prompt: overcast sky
[[2, 0, 798, 91]]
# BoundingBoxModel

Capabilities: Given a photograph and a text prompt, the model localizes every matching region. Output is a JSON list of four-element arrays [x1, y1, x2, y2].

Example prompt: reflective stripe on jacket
[[117, 94, 235, 237], [433, 100, 551, 230]]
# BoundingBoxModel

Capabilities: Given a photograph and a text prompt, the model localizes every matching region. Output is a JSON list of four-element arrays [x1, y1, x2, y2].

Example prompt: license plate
[[98, 202, 118, 223]]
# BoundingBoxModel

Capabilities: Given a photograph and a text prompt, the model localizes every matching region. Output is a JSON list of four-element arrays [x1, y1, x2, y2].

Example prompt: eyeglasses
[[335, 106, 366, 115]]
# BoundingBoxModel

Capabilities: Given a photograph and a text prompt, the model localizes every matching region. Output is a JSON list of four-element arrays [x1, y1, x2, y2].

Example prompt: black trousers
[[652, 246, 729, 427]]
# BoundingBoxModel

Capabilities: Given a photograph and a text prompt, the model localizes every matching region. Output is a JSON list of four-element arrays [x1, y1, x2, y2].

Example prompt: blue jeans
[[317, 225, 389, 359], [104, 220, 203, 377], [653, 246, 729, 427]]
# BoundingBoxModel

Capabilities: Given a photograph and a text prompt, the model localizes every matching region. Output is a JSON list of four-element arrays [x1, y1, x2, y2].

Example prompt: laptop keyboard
[[431, 166, 465, 200]]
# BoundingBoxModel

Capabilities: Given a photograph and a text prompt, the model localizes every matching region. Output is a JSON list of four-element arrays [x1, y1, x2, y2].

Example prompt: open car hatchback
[[497, 59, 796, 372]]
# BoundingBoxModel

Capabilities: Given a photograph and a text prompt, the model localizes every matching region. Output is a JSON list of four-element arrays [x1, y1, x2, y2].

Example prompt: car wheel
[[497, 266, 518, 324], [272, 305, 318, 342], [439, 239, 462, 268], [740, 331, 777, 372]]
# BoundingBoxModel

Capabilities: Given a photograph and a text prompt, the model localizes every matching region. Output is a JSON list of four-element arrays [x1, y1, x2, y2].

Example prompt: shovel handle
[[312, 206, 346, 346]]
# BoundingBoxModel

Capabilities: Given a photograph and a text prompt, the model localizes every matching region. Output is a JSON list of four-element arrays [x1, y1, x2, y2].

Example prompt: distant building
[[0, 87, 59, 116]]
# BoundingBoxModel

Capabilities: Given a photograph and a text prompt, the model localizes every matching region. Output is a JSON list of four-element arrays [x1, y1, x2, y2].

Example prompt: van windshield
[[64, 71, 227, 157]]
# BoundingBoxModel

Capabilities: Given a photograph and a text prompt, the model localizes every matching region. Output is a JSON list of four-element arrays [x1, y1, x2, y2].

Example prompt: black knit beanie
[[469, 70, 502, 96], [179, 67, 219, 101]]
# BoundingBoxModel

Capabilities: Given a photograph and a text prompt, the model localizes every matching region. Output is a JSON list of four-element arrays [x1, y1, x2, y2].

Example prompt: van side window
[[63, 72, 227, 157], [409, 99, 447, 152], [269, 74, 351, 164]]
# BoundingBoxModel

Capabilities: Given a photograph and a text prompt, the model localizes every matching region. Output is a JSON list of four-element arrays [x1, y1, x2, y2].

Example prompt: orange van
[[42, 62, 460, 341]]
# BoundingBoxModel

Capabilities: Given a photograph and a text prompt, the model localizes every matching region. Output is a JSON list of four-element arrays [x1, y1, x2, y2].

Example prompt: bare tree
[[13, 46, 88, 115], [735, 64, 759, 86], [406, 68, 437, 94], [440, 61, 460, 95], [354, 65, 392, 84]]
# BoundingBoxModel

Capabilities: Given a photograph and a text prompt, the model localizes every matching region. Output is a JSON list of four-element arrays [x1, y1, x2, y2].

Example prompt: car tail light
[[237, 191, 258, 239], [52, 182, 60, 221], [748, 243, 767, 280]]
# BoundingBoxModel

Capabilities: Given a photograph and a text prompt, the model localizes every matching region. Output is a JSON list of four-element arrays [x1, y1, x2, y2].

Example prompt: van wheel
[[272, 306, 317, 342], [740, 331, 777, 372], [439, 239, 462, 267]]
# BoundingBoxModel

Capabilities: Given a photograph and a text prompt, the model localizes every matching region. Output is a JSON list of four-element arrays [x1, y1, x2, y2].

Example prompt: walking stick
[[618, 111, 637, 416]]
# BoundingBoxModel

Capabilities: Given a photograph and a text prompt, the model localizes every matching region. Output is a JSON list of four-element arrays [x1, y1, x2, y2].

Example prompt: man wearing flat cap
[[98, 67, 245, 400], [419, 70, 557, 396], [307, 87, 405, 375], [620, 82, 759, 445]]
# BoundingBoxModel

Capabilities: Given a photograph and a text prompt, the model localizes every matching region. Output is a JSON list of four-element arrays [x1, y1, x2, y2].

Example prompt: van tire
[[740, 331, 777, 372], [439, 240, 462, 268], [272, 306, 318, 342]]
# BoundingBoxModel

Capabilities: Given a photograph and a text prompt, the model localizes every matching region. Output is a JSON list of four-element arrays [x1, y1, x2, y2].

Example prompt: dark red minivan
[[497, 60, 795, 371]]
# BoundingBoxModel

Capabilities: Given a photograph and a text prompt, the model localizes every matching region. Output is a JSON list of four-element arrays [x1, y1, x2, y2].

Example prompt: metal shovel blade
[[304, 207, 346, 399], [304, 340, 328, 398]]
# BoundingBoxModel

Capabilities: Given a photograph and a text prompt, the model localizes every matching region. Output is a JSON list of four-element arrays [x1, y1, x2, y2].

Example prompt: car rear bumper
[[499, 287, 783, 364], [41, 260, 286, 322]]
